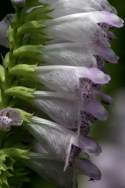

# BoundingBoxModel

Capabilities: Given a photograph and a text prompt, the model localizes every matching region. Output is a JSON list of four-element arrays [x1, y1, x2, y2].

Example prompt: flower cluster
[[0, 0, 123, 187]]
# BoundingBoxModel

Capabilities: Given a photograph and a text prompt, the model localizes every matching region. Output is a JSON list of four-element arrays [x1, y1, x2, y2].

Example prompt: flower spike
[[0, 0, 123, 187]]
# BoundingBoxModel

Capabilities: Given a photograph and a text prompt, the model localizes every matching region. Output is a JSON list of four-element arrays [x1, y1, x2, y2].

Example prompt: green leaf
[[0, 148, 30, 188]]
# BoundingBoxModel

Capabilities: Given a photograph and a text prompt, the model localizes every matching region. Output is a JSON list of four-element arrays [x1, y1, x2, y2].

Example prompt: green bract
[[0, 0, 52, 187]]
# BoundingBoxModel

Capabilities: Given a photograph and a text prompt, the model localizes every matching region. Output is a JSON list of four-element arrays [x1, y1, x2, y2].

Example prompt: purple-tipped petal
[[82, 67, 111, 84], [96, 45, 119, 63], [79, 136, 102, 156], [96, 91, 112, 104], [102, 12, 124, 28], [85, 100, 108, 120], [91, 11, 124, 28], [75, 159, 101, 180]]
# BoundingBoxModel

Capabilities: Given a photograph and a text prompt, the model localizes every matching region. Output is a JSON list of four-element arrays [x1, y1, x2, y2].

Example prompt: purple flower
[[0, 108, 23, 129]]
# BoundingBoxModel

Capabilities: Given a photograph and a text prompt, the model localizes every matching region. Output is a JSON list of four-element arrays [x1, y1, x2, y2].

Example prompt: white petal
[[33, 91, 78, 128], [41, 0, 117, 17], [43, 43, 97, 67], [48, 0, 103, 17]]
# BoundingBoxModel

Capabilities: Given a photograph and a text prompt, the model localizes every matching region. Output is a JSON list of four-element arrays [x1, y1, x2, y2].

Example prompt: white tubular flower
[[28, 152, 101, 188], [47, 11, 122, 43], [27, 116, 101, 179], [43, 42, 118, 65], [35, 66, 110, 92]]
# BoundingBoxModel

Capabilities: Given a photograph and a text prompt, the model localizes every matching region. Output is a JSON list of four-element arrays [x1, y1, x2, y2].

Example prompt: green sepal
[[0, 65, 5, 83], [16, 20, 50, 45], [7, 25, 15, 49], [3, 148, 29, 160], [17, 20, 46, 36], [5, 86, 35, 100], [16, 108, 32, 123], [13, 45, 43, 60], [21, 32, 49, 45], [23, 4, 52, 23], [24, 0, 43, 7], [3, 53, 10, 68], [9, 64, 37, 76]]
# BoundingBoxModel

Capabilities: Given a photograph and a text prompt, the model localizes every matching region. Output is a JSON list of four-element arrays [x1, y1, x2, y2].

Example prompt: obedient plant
[[0, 0, 123, 187]]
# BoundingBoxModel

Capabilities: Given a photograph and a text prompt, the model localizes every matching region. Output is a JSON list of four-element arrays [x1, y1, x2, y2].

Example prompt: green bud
[[9, 64, 37, 77], [24, 4, 52, 22], [17, 21, 46, 36], [5, 86, 35, 100], [3, 53, 10, 68], [0, 65, 5, 83], [1, 147, 29, 159], [13, 45, 43, 61], [16, 108, 32, 123], [7, 25, 15, 49]]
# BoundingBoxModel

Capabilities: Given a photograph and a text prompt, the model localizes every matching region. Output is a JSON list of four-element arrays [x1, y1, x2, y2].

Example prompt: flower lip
[[102, 12, 124, 28], [78, 67, 111, 85], [79, 136, 102, 156], [75, 159, 101, 180]]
